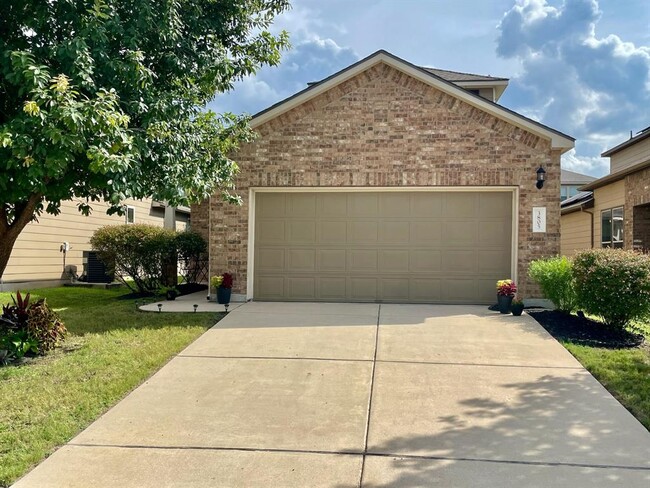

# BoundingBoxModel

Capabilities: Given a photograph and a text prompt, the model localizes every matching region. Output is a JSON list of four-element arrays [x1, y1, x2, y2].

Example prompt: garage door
[[253, 191, 512, 303]]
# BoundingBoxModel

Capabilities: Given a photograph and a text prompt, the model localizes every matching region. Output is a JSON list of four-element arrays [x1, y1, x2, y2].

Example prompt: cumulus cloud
[[497, 0, 650, 176], [209, 38, 358, 115]]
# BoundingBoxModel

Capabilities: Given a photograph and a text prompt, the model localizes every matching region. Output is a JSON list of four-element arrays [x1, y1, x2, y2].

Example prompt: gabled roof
[[561, 169, 596, 185], [580, 159, 650, 191], [251, 50, 575, 152], [420, 67, 508, 83], [602, 126, 650, 157]]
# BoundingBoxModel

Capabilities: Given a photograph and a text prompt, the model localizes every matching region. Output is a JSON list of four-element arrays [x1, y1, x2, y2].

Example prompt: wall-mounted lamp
[[536, 166, 546, 189]]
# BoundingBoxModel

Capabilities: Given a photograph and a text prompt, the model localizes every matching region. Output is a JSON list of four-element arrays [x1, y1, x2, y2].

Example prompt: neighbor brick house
[[193, 50, 574, 303], [561, 126, 650, 256]]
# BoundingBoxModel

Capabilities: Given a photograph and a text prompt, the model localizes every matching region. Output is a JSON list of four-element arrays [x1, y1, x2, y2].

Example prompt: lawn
[[0, 286, 223, 487], [529, 311, 650, 431]]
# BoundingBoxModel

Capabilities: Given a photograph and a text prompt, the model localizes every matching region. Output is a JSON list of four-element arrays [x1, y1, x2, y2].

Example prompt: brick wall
[[192, 62, 561, 299], [625, 167, 650, 250]]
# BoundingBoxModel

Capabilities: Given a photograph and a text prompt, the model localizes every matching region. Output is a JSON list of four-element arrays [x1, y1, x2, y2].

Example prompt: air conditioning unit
[[83, 251, 113, 283]]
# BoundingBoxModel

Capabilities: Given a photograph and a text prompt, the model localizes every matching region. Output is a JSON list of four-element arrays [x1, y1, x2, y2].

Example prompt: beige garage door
[[254, 191, 512, 304]]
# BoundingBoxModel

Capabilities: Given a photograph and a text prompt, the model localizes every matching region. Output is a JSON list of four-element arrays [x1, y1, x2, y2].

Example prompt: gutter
[[581, 207, 595, 248]]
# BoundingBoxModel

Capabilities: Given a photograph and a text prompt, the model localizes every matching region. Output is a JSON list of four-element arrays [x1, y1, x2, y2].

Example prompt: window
[[125, 205, 135, 224], [560, 185, 581, 201], [601, 206, 624, 248]]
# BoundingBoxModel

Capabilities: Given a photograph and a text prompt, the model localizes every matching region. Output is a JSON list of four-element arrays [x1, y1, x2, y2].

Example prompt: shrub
[[91, 224, 177, 293], [0, 291, 66, 362], [176, 231, 208, 284], [528, 256, 577, 313], [572, 249, 650, 328]]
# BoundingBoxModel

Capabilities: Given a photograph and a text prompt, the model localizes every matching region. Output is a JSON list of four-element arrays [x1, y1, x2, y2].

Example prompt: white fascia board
[[250, 52, 574, 152]]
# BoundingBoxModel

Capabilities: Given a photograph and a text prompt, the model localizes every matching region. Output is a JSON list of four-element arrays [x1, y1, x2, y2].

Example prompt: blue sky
[[209, 0, 650, 177]]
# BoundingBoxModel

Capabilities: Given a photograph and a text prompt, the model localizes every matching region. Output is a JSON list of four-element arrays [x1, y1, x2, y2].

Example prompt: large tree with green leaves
[[0, 0, 290, 277]]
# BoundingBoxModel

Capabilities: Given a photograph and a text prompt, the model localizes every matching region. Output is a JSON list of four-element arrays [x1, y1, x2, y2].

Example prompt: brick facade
[[192, 63, 562, 299], [625, 167, 650, 250]]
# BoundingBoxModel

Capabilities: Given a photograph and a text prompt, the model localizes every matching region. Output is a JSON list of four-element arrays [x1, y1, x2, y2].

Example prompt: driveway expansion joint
[[176, 354, 373, 363]]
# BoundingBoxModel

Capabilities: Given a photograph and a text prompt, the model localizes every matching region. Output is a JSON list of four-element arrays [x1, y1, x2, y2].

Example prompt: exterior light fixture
[[536, 166, 546, 189], [157, 303, 162, 313], [224, 303, 229, 313], [193, 304, 198, 313]]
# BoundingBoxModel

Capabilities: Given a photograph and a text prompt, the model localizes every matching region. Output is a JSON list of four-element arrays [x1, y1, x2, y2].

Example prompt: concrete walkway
[[14, 303, 650, 487]]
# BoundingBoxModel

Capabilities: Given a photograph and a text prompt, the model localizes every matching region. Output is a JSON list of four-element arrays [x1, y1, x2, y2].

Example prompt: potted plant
[[496, 279, 517, 314], [511, 297, 525, 316], [211, 273, 233, 305]]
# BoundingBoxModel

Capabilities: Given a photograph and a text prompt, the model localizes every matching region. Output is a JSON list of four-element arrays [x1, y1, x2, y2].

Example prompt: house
[[560, 126, 650, 256], [192, 50, 575, 304], [561, 169, 595, 201], [1, 199, 190, 291]]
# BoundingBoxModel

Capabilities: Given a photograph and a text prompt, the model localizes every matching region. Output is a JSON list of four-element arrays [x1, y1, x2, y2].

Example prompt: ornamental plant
[[210, 275, 223, 289], [528, 255, 577, 313], [572, 249, 650, 328], [496, 279, 517, 297]]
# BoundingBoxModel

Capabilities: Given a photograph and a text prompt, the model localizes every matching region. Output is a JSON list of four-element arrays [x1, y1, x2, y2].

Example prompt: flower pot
[[511, 303, 524, 316], [217, 287, 231, 305], [166, 290, 178, 301], [497, 295, 513, 314]]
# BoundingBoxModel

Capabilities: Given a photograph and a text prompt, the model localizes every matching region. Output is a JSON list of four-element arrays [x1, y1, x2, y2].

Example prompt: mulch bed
[[526, 309, 645, 349]]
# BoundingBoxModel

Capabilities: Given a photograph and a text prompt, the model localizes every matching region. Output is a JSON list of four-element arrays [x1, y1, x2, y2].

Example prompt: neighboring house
[[1, 199, 190, 291], [560, 169, 595, 201], [560, 126, 650, 256], [192, 50, 574, 304]]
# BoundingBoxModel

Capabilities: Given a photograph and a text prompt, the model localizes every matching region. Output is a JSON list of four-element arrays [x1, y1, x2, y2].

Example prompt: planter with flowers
[[211, 273, 233, 305], [496, 279, 517, 314], [510, 297, 524, 316]]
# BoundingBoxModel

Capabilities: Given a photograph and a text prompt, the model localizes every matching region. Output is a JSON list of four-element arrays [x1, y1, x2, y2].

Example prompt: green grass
[[562, 320, 650, 431], [0, 286, 222, 487]]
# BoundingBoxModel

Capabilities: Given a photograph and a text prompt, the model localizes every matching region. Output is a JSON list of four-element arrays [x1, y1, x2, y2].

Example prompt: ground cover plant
[[0, 286, 223, 486]]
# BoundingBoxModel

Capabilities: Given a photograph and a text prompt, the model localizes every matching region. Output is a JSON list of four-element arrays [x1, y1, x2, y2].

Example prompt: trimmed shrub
[[91, 224, 177, 293], [572, 249, 650, 328], [175, 231, 207, 261], [528, 256, 577, 313]]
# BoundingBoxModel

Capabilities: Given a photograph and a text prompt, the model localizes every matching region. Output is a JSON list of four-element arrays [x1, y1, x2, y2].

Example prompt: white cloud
[[497, 0, 650, 176]]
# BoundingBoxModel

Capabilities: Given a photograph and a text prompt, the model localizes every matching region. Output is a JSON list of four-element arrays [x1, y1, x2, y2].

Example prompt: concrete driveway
[[14, 303, 650, 487]]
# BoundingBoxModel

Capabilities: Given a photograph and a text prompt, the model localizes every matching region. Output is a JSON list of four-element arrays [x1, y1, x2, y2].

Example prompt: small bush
[[528, 256, 577, 313], [573, 249, 650, 328], [91, 224, 177, 293], [175, 231, 207, 261]]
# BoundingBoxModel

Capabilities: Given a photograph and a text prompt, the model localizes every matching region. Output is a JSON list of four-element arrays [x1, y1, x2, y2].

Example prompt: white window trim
[[601, 206, 624, 248], [246, 186, 519, 301], [125, 205, 135, 225]]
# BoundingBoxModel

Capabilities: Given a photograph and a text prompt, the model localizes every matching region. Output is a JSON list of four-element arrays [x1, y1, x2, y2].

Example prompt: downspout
[[580, 206, 594, 248]]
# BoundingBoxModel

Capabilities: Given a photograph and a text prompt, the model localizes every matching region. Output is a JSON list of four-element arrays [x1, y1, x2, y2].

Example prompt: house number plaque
[[532, 207, 546, 233]]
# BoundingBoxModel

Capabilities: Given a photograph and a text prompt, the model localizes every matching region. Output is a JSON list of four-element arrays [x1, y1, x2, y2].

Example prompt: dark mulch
[[526, 309, 645, 349], [176, 283, 208, 296]]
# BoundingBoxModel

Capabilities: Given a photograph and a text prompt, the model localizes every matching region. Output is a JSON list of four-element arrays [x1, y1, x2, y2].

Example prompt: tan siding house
[[192, 51, 574, 303], [560, 126, 650, 255], [1, 199, 189, 290]]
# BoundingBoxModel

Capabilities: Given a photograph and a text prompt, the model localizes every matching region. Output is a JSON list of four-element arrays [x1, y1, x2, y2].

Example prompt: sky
[[209, 0, 650, 177]]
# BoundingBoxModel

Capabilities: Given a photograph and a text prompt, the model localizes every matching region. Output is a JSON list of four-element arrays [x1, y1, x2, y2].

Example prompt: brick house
[[561, 126, 650, 255], [193, 50, 574, 303]]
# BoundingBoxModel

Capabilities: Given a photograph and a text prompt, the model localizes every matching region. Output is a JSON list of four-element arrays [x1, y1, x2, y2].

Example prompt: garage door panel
[[258, 221, 286, 244], [349, 250, 378, 272], [444, 221, 478, 245], [257, 249, 285, 271], [319, 194, 348, 217], [288, 221, 316, 243], [380, 193, 411, 217], [379, 250, 409, 272], [287, 249, 316, 272], [411, 193, 443, 216], [381, 278, 410, 301], [410, 222, 443, 243], [287, 277, 316, 300], [347, 221, 378, 243], [379, 221, 410, 243], [351, 278, 378, 300], [319, 221, 347, 243], [318, 250, 347, 271], [287, 194, 316, 217], [254, 192, 513, 304], [320, 278, 347, 300], [409, 250, 442, 273]]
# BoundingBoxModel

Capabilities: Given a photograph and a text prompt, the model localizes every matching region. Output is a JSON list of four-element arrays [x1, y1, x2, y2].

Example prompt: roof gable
[[251, 50, 575, 153]]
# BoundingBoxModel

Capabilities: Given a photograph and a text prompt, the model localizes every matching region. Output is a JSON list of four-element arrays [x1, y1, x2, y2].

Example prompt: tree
[[0, 0, 290, 277]]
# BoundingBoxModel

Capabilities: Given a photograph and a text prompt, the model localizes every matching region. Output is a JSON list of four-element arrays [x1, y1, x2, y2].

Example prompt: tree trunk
[[0, 194, 43, 279]]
